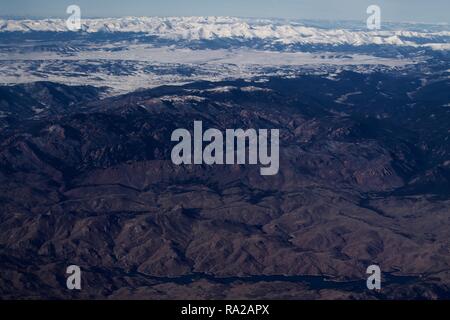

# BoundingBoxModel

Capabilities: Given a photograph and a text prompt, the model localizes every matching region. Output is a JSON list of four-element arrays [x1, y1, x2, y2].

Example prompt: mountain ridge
[[1, 16, 449, 49]]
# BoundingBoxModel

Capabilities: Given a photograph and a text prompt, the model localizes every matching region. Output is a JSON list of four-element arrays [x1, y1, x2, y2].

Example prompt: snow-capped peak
[[1, 16, 449, 48]]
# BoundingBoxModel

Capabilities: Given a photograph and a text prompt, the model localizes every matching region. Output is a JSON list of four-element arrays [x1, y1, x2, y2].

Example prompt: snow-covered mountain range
[[1, 16, 449, 95], [1, 16, 449, 49]]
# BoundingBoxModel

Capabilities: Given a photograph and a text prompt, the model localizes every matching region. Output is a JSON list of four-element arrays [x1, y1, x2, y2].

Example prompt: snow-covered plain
[[0, 45, 413, 66], [0, 45, 413, 95]]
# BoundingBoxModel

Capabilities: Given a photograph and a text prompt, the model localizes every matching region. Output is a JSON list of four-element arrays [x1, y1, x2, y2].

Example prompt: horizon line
[[0, 15, 449, 26]]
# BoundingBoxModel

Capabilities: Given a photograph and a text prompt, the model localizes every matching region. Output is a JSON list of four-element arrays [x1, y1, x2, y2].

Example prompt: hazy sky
[[1, 0, 449, 23]]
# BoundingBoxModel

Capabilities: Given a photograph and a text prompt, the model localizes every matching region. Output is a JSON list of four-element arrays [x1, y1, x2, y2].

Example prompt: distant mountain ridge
[[1, 16, 449, 49]]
